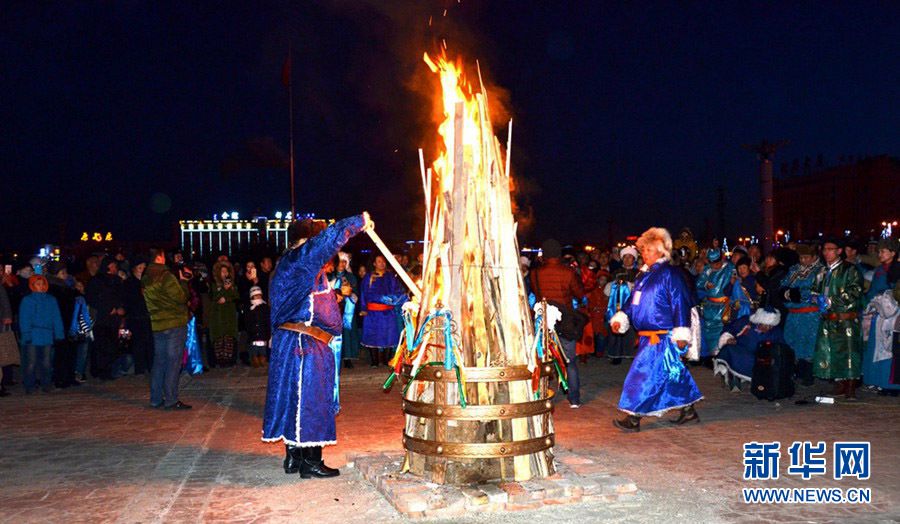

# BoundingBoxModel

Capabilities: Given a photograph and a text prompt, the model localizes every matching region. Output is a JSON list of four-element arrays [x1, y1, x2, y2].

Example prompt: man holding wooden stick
[[262, 212, 372, 478]]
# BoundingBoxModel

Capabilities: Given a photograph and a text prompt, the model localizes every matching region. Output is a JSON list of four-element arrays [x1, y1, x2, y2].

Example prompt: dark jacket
[[123, 275, 150, 321], [245, 302, 271, 342], [86, 272, 125, 329], [47, 276, 77, 330]]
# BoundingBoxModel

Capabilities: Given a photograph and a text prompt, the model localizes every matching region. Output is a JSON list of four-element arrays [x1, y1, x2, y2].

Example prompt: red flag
[[281, 54, 291, 87]]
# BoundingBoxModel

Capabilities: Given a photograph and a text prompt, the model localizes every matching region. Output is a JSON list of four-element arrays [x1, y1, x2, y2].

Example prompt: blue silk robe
[[359, 271, 406, 348], [262, 215, 364, 447], [781, 261, 823, 361], [696, 262, 735, 357], [715, 316, 784, 382], [617, 261, 703, 416]]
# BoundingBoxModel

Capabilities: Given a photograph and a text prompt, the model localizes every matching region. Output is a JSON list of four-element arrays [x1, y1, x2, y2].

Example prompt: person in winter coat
[[18, 275, 64, 393], [85, 257, 125, 380], [244, 286, 271, 367], [123, 255, 153, 375], [46, 262, 80, 388], [210, 260, 239, 366]]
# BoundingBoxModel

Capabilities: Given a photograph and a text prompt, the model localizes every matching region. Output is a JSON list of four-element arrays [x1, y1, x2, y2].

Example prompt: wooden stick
[[365, 228, 422, 300], [505, 119, 513, 178]]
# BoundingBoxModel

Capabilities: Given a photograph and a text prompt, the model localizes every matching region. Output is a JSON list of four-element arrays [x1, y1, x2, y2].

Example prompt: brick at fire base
[[393, 493, 429, 516], [498, 482, 532, 504], [518, 480, 549, 500], [532, 479, 566, 499], [459, 486, 489, 506], [552, 478, 585, 498], [475, 484, 508, 504], [379, 477, 422, 498]]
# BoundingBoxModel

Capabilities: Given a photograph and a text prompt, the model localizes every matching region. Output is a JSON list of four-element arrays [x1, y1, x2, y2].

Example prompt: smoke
[[300, 1, 530, 234]]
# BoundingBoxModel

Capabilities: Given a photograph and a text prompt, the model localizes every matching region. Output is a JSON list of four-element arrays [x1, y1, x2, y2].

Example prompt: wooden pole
[[365, 228, 422, 300]]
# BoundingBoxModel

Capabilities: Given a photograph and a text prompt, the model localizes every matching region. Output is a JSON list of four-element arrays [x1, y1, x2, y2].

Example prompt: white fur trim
[[670, 326, 692, 343], [618, 398, 703, 418], [713, 358, 752, 382], [296, 337, 304, 443], [750, 308, 781, 326], [401, 300, 418, 314], [717, 332, 735, 350], [610, 311, 630, 334], [620, 246, 638, 259]]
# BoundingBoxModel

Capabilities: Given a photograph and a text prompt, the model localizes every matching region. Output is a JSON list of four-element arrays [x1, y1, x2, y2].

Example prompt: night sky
[[3, 1, 898, 251]]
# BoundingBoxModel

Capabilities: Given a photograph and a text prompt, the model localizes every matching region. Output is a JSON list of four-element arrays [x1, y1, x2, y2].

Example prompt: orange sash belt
[[637, 330, 670, 345], [366, 303, 394, 312], [706, 296, 728, 304]]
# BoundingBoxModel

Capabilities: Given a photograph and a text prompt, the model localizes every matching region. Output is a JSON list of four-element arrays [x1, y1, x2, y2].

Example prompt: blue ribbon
[[185, 317, 204, 375], [329, 334, 343, 412], [606, 281, 631, 321]]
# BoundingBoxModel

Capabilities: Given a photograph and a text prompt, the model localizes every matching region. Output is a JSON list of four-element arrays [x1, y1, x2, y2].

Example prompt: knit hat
[[249, 286, 263, 297], [28, 274, 49, 292], [707, 248, 722, 263], [541, 239, 562, 259], [620, 246, 638, 260]]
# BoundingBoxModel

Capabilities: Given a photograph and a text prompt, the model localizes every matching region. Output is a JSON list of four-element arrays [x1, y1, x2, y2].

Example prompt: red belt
[[823, 312, 858, 321], [788, 306, 820, 314], [366, 303, 394, 312]]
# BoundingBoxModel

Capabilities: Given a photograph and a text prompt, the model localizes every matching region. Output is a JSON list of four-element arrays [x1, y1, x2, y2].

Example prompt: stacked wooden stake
[[402, 54, 554, 483]]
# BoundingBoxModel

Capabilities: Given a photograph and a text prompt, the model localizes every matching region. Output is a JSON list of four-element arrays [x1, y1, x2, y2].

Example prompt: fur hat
[[750, 307, 781, 327], [338, 251, 351, 264], [519, 255, 531, 268], [249, 286, 263, 297], [636, 228, 673, 261], [707, 248, 722, 263], [620, 246, 639, 260]]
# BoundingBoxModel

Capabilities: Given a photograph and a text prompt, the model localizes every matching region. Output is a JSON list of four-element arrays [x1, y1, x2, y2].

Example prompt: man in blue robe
[[611, 228, 702, 432], [779, 244, 823, 386], [696, 248, 735, 361], [714, 308, 784, 391], [359, 255, 407, 366], [262, 213, 371, 478]]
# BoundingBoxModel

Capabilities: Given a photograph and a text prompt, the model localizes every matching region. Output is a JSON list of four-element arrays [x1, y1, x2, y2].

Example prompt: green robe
[[209, 284, 239, 341], [812, 261, 863, 380]]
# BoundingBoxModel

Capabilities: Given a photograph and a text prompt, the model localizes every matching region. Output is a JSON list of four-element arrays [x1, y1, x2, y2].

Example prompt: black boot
[[798, 360, 814, 387], [613, 414, 641, 432], [343, 359, 353, 369], [300, 446, 340, 478], [284, 444, 302, 474], [669, 405, 700, 425]]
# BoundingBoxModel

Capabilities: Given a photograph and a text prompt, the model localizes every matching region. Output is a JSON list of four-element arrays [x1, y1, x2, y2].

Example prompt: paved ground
[[1, 357, 898, 523]]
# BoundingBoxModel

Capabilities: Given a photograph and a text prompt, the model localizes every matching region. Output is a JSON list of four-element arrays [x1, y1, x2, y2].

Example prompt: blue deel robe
[[696, 262, 735, 357], [862, 264, 900, 390], [262, 214, 364, 447], [617, 261, 703, 417], [728, 275, 757, 322], [781, 261, 824, 361], [359, 271, 406, 348], [714, 317, 784, 382]]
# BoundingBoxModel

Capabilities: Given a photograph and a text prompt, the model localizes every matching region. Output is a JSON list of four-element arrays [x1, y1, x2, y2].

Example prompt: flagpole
[[287, 46, 296, 220]]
